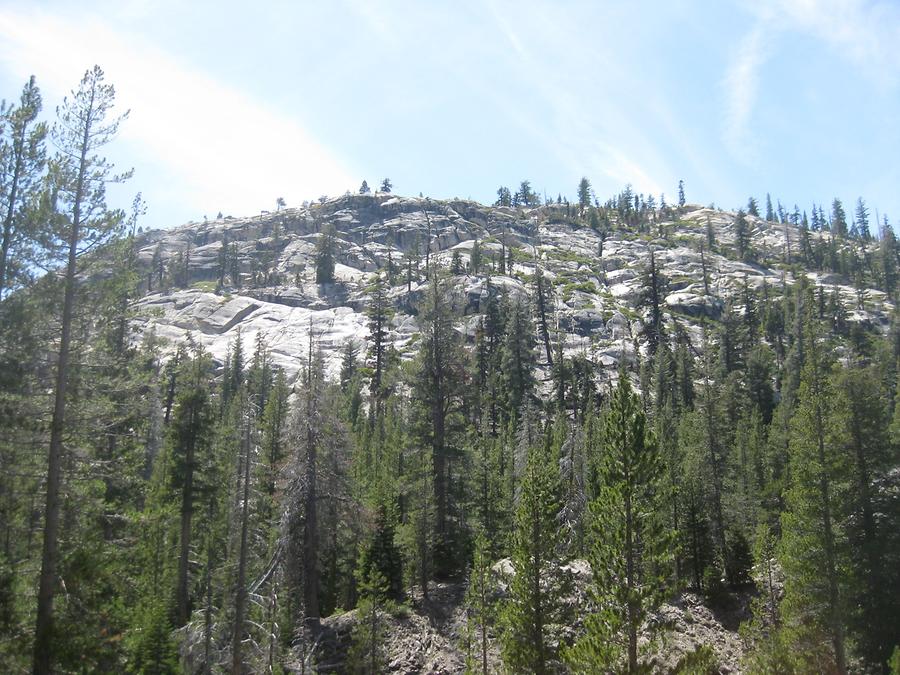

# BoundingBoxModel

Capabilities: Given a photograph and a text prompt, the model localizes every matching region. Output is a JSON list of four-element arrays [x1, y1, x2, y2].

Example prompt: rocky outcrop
[[130, 194, 895, 385]]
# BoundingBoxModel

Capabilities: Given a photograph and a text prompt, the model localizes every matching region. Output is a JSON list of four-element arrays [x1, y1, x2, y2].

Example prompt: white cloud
[[754, 0, 900, 87], [722, 24, 769, 162], [0, 8, 357, 225], [724, 0, 900, 164], [482, 0, 667, 198]]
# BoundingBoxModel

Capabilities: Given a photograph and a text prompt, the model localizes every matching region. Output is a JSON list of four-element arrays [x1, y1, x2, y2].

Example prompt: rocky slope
[[130, 192, 892, 386], [300, 558, 754, 674], [123, 192, 884, 673]]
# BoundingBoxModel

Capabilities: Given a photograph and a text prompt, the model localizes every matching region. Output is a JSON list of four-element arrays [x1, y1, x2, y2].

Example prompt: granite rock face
[[131, 193, 893, 385]]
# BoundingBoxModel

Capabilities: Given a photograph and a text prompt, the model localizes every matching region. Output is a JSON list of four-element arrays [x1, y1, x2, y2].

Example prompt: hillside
[[130, 192, 892, 381], [4, 188, 900, 674]]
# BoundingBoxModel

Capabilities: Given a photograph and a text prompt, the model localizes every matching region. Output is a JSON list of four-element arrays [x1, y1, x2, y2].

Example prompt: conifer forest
[[1, 69, 899, 674]]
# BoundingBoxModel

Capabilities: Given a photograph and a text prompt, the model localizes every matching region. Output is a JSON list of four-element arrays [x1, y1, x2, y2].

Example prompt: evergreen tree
[[779, 320, 849, 673], [833, 366, 900, 668], [831, 198, 847, 238], [638, 248, 668, 353], [33, 66, 132, 674], [534, 266, 554, 366], [566, 373, 671, 673], [410, 275, 468, 575], [0, 76, 47, 298], [499, 432, 566, 675], [500, 296, 536, 420], [167, 342, 215, 627], [577, 177, 592, 217], [380, 177, 392, 193], [747, 196, 760, 217], [678, 179, 686, 207], [880, 222, 898, 299], [517, 180, 536, 207], [359, 180, 371, 194], [854, 197, 870, 240], [315, 223, 337, 283], [450, 249, 463, 275], [464, 530, 493, 675], [469, 239, 482, 275], [348, 565, 391, 674], [734, 209, 753, 262], [367, 273, 391, 428]]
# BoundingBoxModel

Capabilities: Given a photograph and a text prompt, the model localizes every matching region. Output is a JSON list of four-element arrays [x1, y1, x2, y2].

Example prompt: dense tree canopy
[[0, 74, 897, 675]]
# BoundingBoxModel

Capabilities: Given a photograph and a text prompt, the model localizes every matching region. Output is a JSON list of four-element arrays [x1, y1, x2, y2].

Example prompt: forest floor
[[301, 564, 756, 674]]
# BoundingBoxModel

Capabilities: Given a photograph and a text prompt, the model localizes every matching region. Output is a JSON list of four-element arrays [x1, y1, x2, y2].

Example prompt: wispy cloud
[[725, 0, 900, 162], [482, 0, 667, 198], [754, 0, 900, 87], [0, 7, 357, 225], [723, 24, 769, 162]]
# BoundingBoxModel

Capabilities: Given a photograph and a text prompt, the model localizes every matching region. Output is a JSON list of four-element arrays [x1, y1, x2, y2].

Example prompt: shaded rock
[[665, 291, 724, 320]]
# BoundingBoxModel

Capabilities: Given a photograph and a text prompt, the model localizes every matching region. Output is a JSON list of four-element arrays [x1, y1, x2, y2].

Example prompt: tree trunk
[[812, 363, 846, 674], [232, 414, 252, 674], [33, 100, 91, 675], [176, 401, 197, 625], [303, 360, 320, 634], [0, 112, 26, 296], [625, 489, 638, 673]]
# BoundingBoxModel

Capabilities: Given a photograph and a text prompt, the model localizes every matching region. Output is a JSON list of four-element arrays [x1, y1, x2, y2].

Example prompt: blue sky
[[1, 0, 898, 231]]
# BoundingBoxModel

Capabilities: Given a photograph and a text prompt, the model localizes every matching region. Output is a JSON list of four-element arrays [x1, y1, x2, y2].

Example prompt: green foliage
[[671, 644, 718, 674], [565, 373, 672, 673], [464, 531, 493, 675], [778, 320, 851, 672], [499, 434, 566, 675], [358, 506, 404, 603], [348, 567, 393, 674], [315, 223, 337, 283]]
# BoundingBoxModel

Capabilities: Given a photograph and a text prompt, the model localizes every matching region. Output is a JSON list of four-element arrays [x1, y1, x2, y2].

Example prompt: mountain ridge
[[129, 191, 893, 383]]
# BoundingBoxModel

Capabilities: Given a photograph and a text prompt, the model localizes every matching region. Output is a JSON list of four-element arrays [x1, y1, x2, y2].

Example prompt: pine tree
[[348, 566, 391, 674], [500, 296, 536, 420], [678, 179, 686, 207], [833, 365, 899, 668], [168, 342, 215, 626], [747, 196, 760, 217], [450, 249, 463, 275], [410, 275, 468, 575], [854, 197, 870, 240], [577, 177, 592, 217], [499, 432, 566, 675], [734, 209, 753, 262], [0, 76, 48, 298], [367, 273, 391, 429], [464, 530, 493, 675], [779, 320, 849, 673], [534, 266, 554, 366], [315, 223, 337, 283], [469, 239, 482, 275], [33, 66, 132, 674], [565, 372, 672, 673], [638, 248, 668, 353], [517, 180, 535, 207], [831, 198, 847, 238]]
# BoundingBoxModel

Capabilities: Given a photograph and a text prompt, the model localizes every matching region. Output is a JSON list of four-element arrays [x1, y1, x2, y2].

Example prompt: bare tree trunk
[[176, 400, 197, 625], [303, 343, 320, 634], [232, 413, 252, 673], [33, 102, 90, 675]]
